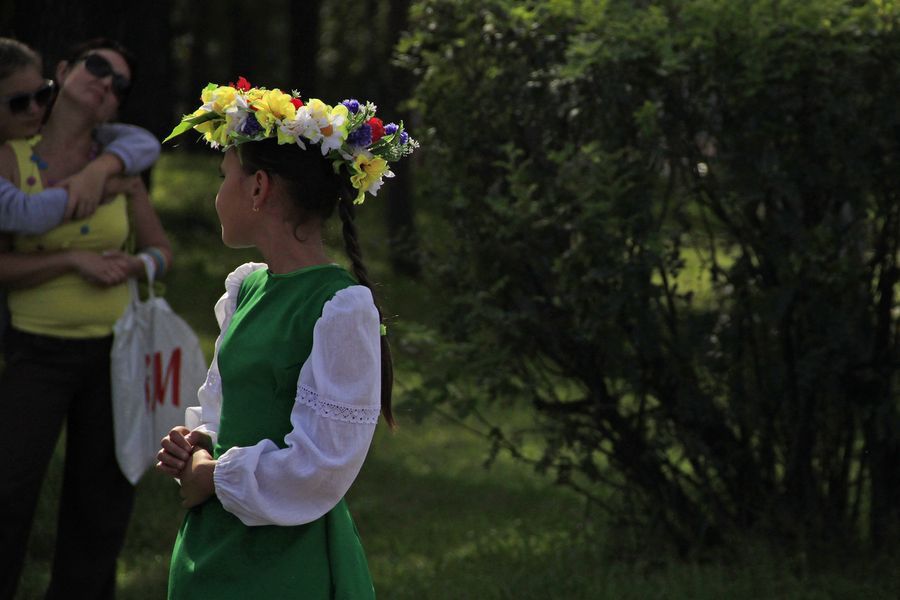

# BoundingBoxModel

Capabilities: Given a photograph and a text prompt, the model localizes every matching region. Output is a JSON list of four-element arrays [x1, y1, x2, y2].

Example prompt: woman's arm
[[129, 177, 172, 275], [0, 234, 131, 289], [100, 177, 173, 280]]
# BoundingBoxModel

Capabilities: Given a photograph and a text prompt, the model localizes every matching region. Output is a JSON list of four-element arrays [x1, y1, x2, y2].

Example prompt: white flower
[[366, 168, 394, 197]]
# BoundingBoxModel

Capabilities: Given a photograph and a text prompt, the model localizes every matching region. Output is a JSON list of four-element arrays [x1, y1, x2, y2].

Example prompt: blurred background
[[2, 1, 899, 598]]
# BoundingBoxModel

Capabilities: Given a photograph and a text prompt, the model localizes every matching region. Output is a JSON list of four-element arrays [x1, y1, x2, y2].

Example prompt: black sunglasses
[[0, 80, 55, 114], [80, 53, 131, 100]]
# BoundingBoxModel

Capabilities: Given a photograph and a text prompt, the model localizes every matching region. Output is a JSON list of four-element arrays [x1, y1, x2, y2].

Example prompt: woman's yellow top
[[8, 139, 130, 338]]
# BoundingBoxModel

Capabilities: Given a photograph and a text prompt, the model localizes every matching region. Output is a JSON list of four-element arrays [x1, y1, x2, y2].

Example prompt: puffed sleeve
[[184, 262, 268, 444], [212, 285, 381, 526]]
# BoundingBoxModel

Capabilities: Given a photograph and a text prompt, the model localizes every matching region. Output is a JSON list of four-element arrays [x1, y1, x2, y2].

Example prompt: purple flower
[[399, 131, 409, 145], [347, 123, 373, 147], [342, 99, 360, 114], [240, 114, 263, 136], [384, 122, 399, 136]]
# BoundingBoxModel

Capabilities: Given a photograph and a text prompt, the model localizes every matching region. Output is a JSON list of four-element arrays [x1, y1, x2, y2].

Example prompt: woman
[[0, 38, 172, 600], [157, 80, 416, 598], [0, 37, 161, 354]]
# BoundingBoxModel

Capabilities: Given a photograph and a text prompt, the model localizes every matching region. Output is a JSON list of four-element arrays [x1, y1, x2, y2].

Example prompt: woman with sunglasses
[[0, 37, 162, 359], [0, 38, 172, 600], [0, 37, 161, 234]]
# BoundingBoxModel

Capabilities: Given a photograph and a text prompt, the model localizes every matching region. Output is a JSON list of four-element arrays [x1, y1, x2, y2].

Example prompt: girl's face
[[215, 149, 258, 248], [57, 48, 131, 123], [0, 65, 51, 142]]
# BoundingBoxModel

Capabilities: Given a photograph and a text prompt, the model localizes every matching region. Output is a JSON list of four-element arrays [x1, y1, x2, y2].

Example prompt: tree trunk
[[383, 0, 420, 277]]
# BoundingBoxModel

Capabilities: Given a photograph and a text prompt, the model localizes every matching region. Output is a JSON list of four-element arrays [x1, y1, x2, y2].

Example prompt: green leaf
[[162, 112, 219, 143]]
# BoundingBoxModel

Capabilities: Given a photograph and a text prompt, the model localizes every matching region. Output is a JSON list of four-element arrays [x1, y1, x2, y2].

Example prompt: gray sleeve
[[94, 123, 161, 174], [0, 177, 67, 235]]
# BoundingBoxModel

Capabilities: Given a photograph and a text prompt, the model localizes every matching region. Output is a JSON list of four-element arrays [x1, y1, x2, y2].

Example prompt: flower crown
[[165, 76, 418, 204]]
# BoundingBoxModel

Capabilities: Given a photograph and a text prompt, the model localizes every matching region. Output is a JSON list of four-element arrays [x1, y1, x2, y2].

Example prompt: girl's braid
[[338, 197, 395, 428]]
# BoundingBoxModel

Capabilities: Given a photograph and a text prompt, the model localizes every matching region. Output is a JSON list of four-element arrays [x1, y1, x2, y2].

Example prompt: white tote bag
[[111, 257, 207, 484]]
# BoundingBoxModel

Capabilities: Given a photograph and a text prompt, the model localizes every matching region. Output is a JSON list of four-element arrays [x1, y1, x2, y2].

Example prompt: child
[[157, 79, 417, 598]]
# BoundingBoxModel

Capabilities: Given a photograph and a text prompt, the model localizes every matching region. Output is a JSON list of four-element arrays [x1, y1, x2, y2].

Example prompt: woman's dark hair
[[237, 138, 396, 428], [0, 37, 41, 80]]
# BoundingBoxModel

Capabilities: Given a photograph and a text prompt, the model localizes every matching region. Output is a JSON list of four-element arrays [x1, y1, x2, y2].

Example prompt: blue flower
[[342, 99, 360, 114], [399, 131, 409, 145], [240, 114, 263, 136], [347, 123, 373, 147], [384, 122, 399, 136]]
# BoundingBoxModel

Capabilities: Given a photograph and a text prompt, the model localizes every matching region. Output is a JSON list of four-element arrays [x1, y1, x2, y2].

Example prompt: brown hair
[[0, 37, 41, 81], [237, 138, 396, 427]]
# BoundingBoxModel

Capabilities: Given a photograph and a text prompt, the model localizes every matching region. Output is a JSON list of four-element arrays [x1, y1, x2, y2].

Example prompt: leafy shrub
[[401, 0, 900, 552]]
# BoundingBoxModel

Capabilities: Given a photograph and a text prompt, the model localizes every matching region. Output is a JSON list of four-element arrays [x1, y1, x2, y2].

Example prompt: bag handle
[[127, 253, 158, 304], [138, 253, 157, 298]]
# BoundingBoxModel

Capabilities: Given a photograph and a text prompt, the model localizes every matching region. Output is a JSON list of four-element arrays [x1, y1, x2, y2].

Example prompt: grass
[[11, 152, 900, 599]]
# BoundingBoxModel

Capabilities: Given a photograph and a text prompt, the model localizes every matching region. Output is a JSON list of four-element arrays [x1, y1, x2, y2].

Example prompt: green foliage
[[402, 0, 900, 552]]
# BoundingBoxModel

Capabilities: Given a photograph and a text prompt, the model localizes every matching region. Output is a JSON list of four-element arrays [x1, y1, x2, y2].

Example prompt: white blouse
[[185, 262, 381, 527]]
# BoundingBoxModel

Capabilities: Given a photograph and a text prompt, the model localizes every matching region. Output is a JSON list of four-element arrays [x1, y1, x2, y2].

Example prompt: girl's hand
[[156, 426, 193, 477], [179, 449, 216, 508]]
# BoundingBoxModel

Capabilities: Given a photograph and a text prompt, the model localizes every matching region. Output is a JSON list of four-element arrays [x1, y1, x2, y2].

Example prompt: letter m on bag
[[144, 348, 182, 410]]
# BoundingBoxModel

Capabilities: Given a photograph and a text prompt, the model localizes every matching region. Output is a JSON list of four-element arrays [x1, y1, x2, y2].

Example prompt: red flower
[[230, 76, 252, 92], [291, 98, 304, 109], [368, 118, 385, 143]]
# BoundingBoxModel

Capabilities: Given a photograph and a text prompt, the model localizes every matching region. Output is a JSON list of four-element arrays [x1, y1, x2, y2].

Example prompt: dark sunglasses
[[80, 53, 131, 100], [0, 80, 55, 114]]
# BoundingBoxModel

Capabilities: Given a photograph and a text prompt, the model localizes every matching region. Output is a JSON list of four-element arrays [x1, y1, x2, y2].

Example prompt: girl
[[157, 80, 416, 598], [0, 38, 171, 600]]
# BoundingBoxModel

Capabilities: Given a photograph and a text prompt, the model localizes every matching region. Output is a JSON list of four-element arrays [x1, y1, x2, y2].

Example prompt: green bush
[[402, 0, 900, 552]]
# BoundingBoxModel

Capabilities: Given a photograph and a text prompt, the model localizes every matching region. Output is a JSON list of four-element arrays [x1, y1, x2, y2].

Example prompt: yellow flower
[[349, 154, 391, 204], [250, 89, 297, 135], [200, 85, 238, 113], [246, 88, 266, 103], [305, 98, 329, 120], [194, 121, 229, 147]]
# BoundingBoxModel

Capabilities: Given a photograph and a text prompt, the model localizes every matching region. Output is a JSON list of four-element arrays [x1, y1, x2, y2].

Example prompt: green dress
[[168, 264, 375, 599]]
